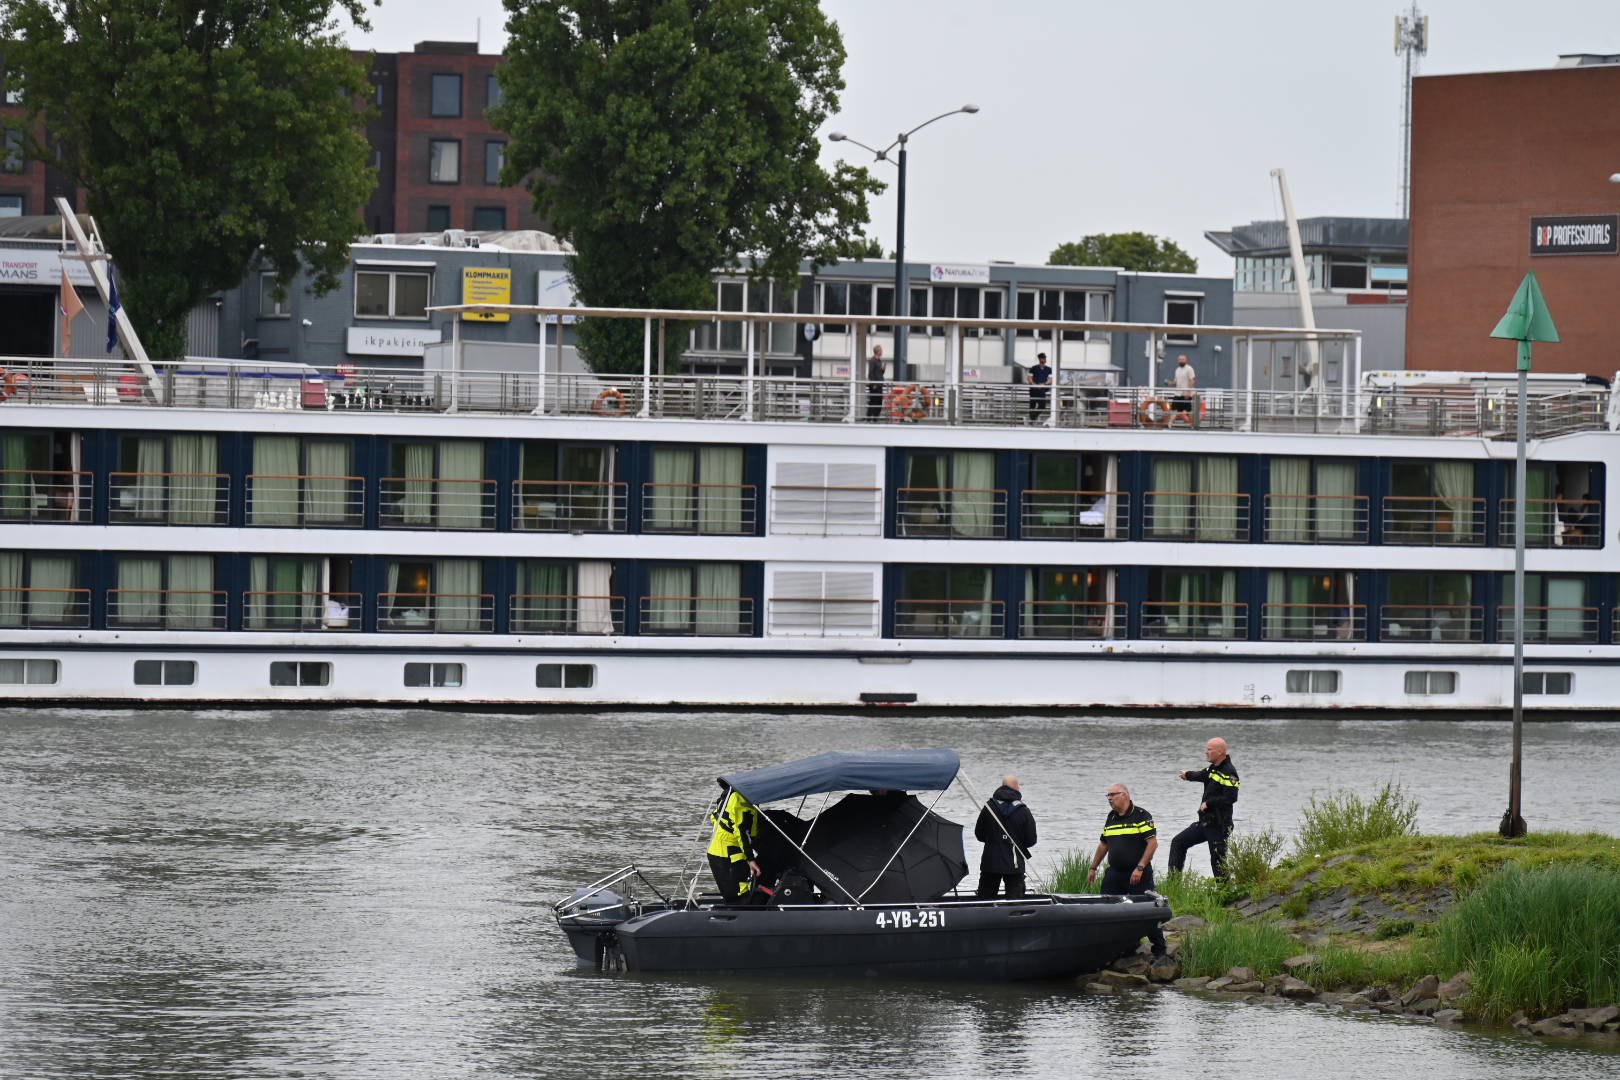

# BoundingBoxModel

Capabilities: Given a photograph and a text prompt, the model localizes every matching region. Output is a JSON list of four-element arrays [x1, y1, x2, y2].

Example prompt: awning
[[720, 749, 960, 804]]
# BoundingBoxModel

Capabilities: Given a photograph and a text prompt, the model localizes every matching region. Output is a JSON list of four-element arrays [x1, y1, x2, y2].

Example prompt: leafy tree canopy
[[1048, 232, 1198, 274], [492, 0, 881, 372], [1, 0, 377, 358]]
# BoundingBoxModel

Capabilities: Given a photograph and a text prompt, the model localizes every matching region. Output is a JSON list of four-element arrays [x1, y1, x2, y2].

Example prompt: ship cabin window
[[1144, 569, 1244, 640], [1499, 574, 1595, 644], [1384, 572, 1478, 643], [536, 663, 595, 689], [644, 446, 752, 535], [898, 450, 1002, 539], [692, 279, 798, 355], [382, 440, 492, 530], [516, 442, 621, 531], [381, 559, 489, 632], [1266, 457, 1364, 543], [1020, 567, 1116, 640], [134, 660, 196, 686], [1403, 670, 1456, 696], [249, 436, 359, 527], [109, 555, 221, 629], [0, 552, 86, 627], [514, 561, 620, 634], [246, 556, 356, 631], [1500, 462, 1599, 549], [1023, 452, 1119, 539], [895, 566, 1000, 638], [0, 658, 59, 684], [270, 661, 331, 687], [1285, 670, 1340, 694], [0, 430, 85, 523], [1014, 288, 1111, 342], [642, 562, 752, 636], [404, 662, 463, 688], [354, 267, 432, 320], [1522, 671, 1572, 696], [112, 434, 226, 525], [1145, 455, 1246, 542], [1386, 462, 1480, 545], [1264, 570, 1361, 641]]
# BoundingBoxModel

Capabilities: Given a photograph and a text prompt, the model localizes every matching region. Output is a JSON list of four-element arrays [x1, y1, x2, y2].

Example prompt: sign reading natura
[[1529, 215, 1618, 256]]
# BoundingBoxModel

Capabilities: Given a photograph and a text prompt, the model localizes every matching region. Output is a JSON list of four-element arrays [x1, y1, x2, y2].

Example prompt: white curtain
[[438, 441, 485, 529], [577, 561, 615, 633], [400, 444, 434, 526], [247, 556, 270, 629], [305, 441, 352, 525], [435, 558, 482, 631], [516, 562, 570, 632], [116, 557, 162, 624], [1197, 456, 1240, 541], [1103, 455, 1120, 540], [1315, 461, 1357, 541], [0, 552, 21, 625], [131, 437, 165, 519], [252, 436, 300, 525], [650, 448, 696, 531], [1433, 461, 1475, 543], [698, 446, 744, 534], [647, 565, 690, 631], [170, 435, 218, 524], [1270, 458, 1310, 542], [952, 452, 996, 538], [0, 434, 27, 518], [1151, 459, 1193, 537], [696, 562, 743, 635], [29, 556, 77, 623], [166, 555, 215, 628]]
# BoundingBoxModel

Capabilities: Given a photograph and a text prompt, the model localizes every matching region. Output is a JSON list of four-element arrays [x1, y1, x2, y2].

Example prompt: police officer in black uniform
[[1169, 736, 1241, 878], [1087, 782, 1167, 956]]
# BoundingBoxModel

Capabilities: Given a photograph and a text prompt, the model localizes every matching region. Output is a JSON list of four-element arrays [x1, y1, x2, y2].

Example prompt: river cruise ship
[[1, 297, 1615, 711]]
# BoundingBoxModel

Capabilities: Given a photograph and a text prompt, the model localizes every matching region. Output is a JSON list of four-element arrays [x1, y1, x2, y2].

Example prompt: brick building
[[0, 61, 77, 219]]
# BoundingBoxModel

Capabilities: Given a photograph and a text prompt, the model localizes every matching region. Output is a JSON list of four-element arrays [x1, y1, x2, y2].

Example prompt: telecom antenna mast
[[1395, 4, 1430, 218]]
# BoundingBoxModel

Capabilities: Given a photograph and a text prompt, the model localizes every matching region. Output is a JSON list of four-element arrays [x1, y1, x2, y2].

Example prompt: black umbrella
[[798, 793, 967, 903]]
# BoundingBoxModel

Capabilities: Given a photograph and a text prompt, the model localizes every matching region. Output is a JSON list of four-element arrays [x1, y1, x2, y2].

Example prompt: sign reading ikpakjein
[[1529, 215, 1618, 256], [461, 267, 512, 321]]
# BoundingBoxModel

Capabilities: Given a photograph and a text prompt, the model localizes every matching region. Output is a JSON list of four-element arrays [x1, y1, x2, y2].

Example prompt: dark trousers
[[866, 383, 885, 420], [976, 871, 1026, 899], [1028, 389, 1049, 421], [708, 853, 751, 901], [1100, 865, 1167, 952], [1168, 820, 1231, 878]]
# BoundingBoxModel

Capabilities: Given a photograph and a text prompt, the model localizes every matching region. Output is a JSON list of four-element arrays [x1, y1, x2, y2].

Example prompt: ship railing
[[512, 481, 627, 532], [766, 597, 879, 636], [242, 592, 363, 631], [377, 593, 496, 633], [895, 488, 1008, 539], [245, 474, 365, 527], [0, 587, 91, 628], [637, 596, 756, 636], [767, 484, 883, 536], [1494, 606, 1599, 644], [106, 589, 228, 630], [1262, 494, 1370, 544], [1379, 604, 1484, 642], [1142, 491, 1251, 542], [509, 594, 625, 634], [1381, 497, 1486, 545], [1016, 601, 1126, 639], [108, 472, 230, 524], [378, 477, 498, 530], [640, 483, 758, 535], [1261, 603, 1368, 641], [1497, 498, 1600, 548], [0, 469, 93, 523], [1139, 601, 1249, 640], [1019, 490, 1128, 540], [892, 599, 1006, 639]]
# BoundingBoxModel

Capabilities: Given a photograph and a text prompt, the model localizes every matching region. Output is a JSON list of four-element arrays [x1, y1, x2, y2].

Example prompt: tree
[[0, 1, 377, 358], [1048, 233, 1198, 274], [492, 0, 881, 373]]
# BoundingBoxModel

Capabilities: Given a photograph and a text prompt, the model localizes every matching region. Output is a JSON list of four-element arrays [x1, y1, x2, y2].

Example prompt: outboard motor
[[556, 887, 632, 969]]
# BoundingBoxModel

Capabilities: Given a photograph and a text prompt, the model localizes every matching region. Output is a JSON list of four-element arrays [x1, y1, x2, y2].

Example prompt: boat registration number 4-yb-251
[[873, 909, 944, 929]]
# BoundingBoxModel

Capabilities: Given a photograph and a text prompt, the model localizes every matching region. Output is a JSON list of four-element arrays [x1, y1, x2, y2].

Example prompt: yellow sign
[[461, 267, 511, 322]]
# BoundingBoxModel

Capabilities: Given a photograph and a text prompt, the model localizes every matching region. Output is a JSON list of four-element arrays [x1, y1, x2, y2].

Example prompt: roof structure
[[1204, 217, 1409, 259], [720, 749, 961, 804]]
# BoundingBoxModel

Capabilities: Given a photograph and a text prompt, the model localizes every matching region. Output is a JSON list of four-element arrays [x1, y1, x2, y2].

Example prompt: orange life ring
[[591, 387, 626, 416], [1169, 397, 1208, 427], [1139, 398, 1171, 427], [0, 369, 10, 401], [1, 370, 28, 401], [885, 385, 915, 421]]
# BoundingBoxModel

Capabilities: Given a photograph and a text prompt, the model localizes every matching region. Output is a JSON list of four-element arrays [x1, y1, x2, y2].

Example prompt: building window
[[1014, 288, 1111, 342], [425, 205, 451, 232], [373, 80, 385, 106], [1403, 670, 1457, 696], [1285, 669, 1340, 694], [430, 73, 462, 117], [1522, 671, 1572, 696], [484, 140, 505, 185], [1164, 295, 1202, 345], [895, 565, 1000, 638], [926, 285, 1005, 338], [536, 663, 595, 688], [471, 206, 506, 231], [3, 131, 23, 173], [371, 149, 383, 171], [259, 273, 289, 318], [429, 139, 460, 184], [3, 73, 22, 105], [354, 268, 431, 320], [486, 73, 504, 110], [404, 662, 464, 688], [0, 194, 21, 217], [270, 661, 332, 687], [134, 660, 196, 686], [0, 658, 59, 684], [0, 553, 85, 628]]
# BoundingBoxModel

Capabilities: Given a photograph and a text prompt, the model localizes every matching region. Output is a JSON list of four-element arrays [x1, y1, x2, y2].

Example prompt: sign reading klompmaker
[[1530, 214, 1618, 256]]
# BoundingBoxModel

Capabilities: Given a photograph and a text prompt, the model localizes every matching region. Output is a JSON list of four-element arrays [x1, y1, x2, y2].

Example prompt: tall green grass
[[1296, 781, 1420, 859], [1224, 827, 1287, 892], [1049, 849, 1100, 894], [1179, 920, 1297, 978]]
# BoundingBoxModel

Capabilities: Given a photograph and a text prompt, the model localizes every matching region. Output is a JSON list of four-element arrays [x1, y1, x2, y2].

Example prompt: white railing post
[[536, 313, 548, 416], [640, 317, 652, 417], [744, 318, 756, 422], [845, 323, 858, 423], [449, 317, 461, 413]]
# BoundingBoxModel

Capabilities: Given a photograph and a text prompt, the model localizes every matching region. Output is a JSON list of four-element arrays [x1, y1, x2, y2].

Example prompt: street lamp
[[828, 104, 979, 382]]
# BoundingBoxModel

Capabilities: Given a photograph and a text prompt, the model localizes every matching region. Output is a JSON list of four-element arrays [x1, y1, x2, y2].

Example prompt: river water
[[1, 707, 1617, 1079]]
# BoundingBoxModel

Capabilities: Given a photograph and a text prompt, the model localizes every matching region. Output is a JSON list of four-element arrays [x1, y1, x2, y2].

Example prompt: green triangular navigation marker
[[1490, 271, 1560, 344]]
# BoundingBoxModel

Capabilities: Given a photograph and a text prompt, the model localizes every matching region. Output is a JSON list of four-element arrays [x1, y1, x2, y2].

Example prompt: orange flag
[[59, 268, 85, 356]]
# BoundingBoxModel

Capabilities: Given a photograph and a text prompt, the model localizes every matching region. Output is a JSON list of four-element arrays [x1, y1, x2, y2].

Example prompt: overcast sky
[[346, 0, 1620, 272]]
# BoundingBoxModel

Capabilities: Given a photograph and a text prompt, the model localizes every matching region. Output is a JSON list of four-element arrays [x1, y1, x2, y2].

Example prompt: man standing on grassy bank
[[1169, 737, 1240, 878], [1088, 783, 1167, 957]]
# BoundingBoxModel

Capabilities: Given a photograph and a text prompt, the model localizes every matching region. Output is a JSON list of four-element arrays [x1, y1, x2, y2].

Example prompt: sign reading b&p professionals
[[461, 267, 512, 321], [1530, 215, 1619, 257]]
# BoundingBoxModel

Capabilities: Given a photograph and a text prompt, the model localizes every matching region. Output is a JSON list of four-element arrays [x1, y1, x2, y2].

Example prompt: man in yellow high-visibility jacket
[[707, 787, 761, 902]]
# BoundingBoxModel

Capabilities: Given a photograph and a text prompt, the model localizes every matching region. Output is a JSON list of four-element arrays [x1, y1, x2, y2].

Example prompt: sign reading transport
[[1529, 214, 1618, 257]]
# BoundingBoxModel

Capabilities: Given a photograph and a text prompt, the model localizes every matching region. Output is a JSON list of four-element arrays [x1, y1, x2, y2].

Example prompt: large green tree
[[0, 1, 376, 358], [1048, 232, 1198, 274], [492, 0, 881, 373]]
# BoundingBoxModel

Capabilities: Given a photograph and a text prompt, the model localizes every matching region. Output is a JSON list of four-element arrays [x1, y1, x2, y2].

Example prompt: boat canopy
[[720, 749, 960, 804]]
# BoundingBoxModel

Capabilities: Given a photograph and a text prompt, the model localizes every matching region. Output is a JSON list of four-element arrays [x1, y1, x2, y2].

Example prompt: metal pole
[[1503, 350, 1529, 837], [895, 141, 909, 383], [536, 313, 547, 415]]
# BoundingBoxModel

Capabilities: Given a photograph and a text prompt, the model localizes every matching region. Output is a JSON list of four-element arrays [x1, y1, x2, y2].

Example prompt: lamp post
[[828, 105, 979, 383]]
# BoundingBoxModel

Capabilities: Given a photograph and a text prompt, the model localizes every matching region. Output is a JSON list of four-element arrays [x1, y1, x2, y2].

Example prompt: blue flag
[[105, 269, 121, 353]]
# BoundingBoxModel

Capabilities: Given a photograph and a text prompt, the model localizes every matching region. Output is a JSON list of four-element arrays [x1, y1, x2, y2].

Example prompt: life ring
[[1169, 397, 1208, 427], [0, 369, 10, 401], [886, 384, 927, 422], [1139, 398, 1171, 427], [1, 370, 28, 401], [591, 387, 626, 416]]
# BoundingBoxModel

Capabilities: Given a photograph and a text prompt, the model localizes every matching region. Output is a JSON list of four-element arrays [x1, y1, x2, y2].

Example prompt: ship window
[[1403, 670, 1456, 695], [1285, 670, 1340, 694], [404, 662, 463, 688], [0, 658, 58, 684], [536, 663, 595, 688], [134, 660, 196, 686], [1522, 671, 1572, 695], [270, 661, 331, 687]]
